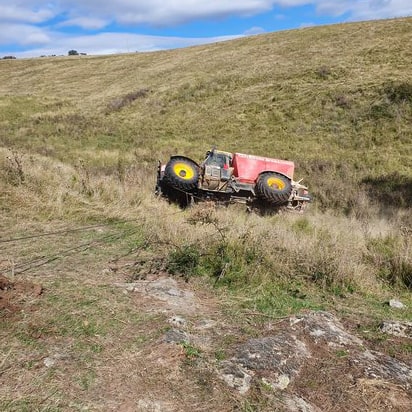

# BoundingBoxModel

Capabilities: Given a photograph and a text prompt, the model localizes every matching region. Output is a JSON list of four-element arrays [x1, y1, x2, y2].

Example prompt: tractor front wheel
[[163, 157, 199, 192], [256, 172, 292, 205]]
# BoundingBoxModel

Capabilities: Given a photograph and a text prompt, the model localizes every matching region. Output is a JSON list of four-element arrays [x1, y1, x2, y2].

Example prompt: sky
[[0, 1, 411, 58]]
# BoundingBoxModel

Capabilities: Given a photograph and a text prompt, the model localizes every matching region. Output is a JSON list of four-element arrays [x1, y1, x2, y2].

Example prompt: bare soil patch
[[0, 274, 42, 316]]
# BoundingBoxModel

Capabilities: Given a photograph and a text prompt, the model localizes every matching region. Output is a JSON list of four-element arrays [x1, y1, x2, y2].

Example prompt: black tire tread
[[256, 172, 292, 205], [163, 157, 199, 192]]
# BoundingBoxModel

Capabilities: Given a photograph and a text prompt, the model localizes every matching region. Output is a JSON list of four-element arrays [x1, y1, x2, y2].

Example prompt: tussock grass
[[182, 206, 410, 293], [1, 133, 411, 298], [0, 147, 154, 222]]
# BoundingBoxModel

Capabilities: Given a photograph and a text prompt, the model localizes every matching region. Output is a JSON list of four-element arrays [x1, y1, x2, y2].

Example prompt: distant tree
[[68, 50, 79, 56], [2, 56, 16, 59]]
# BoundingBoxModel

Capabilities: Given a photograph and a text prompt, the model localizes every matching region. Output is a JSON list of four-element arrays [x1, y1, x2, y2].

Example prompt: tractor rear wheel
[[256, 172, 292, 205], [163, 157, 199, 192]]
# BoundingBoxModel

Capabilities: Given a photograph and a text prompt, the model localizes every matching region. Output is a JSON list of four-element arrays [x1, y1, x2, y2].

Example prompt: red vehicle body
[[156, 148, 311, 212], [232, 153, 294, 183]]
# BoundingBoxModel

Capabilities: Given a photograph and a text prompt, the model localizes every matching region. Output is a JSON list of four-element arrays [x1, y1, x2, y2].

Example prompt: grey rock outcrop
[[218, 311, 412, 409]]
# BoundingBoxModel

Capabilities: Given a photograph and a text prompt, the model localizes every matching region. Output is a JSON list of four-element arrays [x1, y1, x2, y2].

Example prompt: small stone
[[389, 299, 405, 309], [168, 316, 187, 327], [43, 357, 56, 368], [219, 361, 252, 394], [275, 374, 291, 390], [380, 321, 412, 338]]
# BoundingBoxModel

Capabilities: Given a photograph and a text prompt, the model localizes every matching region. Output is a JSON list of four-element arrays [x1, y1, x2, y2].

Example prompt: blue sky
[[0, 1, 411, 58]]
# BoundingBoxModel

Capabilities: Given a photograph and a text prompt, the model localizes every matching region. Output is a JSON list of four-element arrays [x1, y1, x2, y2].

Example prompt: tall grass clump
[[365, 228, 412, 289], [0, 147, 153, 222], [143, 202, 410, 316], [1, 149, 25, 186]]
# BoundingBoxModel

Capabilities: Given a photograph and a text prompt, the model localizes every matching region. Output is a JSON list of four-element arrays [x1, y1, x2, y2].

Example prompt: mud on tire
[[256, 172, 292, 205], [163, 156, 199, 192]]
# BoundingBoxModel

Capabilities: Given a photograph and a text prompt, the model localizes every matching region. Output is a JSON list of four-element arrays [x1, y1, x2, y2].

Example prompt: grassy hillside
[[0, 17, 411, 411], [1, 17, 411, 213], [1, 13, 411, 309]]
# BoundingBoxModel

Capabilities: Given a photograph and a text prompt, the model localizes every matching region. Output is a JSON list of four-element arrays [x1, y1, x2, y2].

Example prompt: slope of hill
[[0, 17, 411, 213], [0, 18, 411, 411]]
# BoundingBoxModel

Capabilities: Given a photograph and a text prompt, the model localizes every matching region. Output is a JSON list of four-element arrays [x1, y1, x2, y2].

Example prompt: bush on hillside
[[363, 173, 412, 210], [105, 89, 150, 113], [384, 81, 412, 104], [365, 234, 412, 289]]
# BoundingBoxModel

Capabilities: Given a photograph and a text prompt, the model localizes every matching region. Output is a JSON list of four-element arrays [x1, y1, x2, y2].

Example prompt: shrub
[[167, 244, 200, 280], [316, 66, 331, 79], [365, 234, 412, 289], [368, 102, 394, 120], [362, 173, 412, 209], [384, 81, 412, 103], [106, 89, 149, 113], [334, 94, 351, 109], [2, 150, 25, 186]]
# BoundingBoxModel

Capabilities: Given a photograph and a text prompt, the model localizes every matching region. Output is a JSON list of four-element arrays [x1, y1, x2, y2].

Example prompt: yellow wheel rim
[[267, 176, 286, 190], [173, 162, 195, 180]]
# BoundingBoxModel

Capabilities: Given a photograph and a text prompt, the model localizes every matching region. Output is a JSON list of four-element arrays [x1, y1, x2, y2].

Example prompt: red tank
[[232, 152, 295, 184]]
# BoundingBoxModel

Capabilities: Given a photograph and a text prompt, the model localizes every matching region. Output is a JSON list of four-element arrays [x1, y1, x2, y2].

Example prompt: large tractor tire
[[163, 156, 199, 192], [256, 172, 292, 205]]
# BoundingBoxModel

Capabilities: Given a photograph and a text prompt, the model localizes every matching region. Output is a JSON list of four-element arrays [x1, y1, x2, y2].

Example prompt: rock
[[168, 315, 187, 328], [379, 320, 412, 338], [43, 357, 56, 368], [219, 361, 253, 394], [219, 310, 412, 400], [43, 351, 71, 368], [113, 277, 198, 313], [137, 399, 164, 411], [163, 328, 189, 344], [289, 311, 363, 348], [355, 349, 412, 385], [283, 394, 322, 412], [267, 374, 290, 390], [389, 299, 405, 309], [218, 333, 310, 392]]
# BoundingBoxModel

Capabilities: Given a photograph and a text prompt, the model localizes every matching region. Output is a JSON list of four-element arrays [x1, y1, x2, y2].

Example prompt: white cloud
[[58, 17, 109, 30], [0, 4, 55, 23], [2, 1, 412, 28], [56, 1, 275, 26], [244, 26, 266, 35], [11, 31, 243, 58], [299, 22, 316, 28], [0, 24, 51, 46], [314, 0, 412, 20]]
